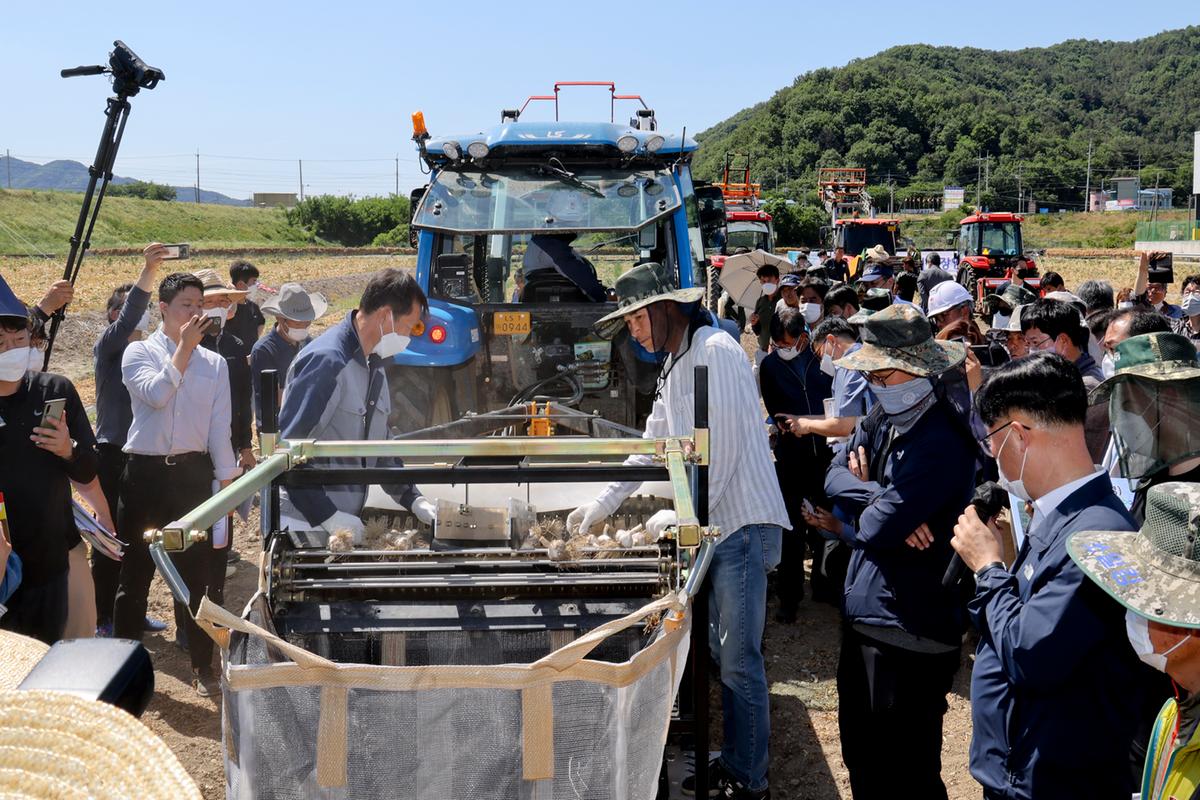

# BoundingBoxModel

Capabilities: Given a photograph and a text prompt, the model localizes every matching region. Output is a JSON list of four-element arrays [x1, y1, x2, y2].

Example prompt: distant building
[[253, 192, 297, 208]]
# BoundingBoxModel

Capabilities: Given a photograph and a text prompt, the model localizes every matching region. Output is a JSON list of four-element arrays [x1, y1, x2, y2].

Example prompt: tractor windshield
[[979, 222, 1022, 257], [413, 166, 681, 234], [840, 224, 897, 256], [727, 221, 771, 251]]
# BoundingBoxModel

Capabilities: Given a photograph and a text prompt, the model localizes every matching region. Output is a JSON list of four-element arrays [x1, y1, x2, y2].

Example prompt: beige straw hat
[[0, 630, 49, 690], [0, 689, 202, 799]]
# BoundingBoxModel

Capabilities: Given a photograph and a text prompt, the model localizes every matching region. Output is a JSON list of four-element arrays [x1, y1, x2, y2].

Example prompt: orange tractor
[[954, 211, 1040, 301]]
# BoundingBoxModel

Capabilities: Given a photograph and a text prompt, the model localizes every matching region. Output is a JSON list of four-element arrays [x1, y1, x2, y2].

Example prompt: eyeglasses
[[863, 369, 899, 387], [1023, 334, 1053, 350], [978, 421, 1016, 455]]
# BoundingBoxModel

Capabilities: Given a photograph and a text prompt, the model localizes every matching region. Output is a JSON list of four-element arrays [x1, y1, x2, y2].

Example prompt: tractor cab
[[397, 83, 708, 432], [955, 212, 1039, 301], [830, 218, 902, 278]]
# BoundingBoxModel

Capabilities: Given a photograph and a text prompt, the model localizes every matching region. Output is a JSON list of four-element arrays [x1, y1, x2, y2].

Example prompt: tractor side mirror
[[408, 185, 427, 249]]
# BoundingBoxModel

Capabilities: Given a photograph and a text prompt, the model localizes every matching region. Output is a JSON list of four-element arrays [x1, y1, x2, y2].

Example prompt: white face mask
[[0, 346, 31, 381], [1118, 301, 1134, 310], [819, 338, 839, 376], [760, 282, 778, 295], [283, 325, 309, 343], [136, 309, 151, 332], [373, 312, 410, 358], [776, 345, 800, 361], [26, 348, 43, 374], [799, 302, 822, 325], [1101, 352, 1116, 379], [1125, 610, 1190, 672], [1182, 294, 1200, 318], [994, 425, 1033, 502]]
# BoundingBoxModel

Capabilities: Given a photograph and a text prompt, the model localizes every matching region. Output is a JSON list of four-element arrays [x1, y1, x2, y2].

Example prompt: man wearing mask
[[952, 352, 1147, 800], [797, 277, 828, 329], [0, 277, 99, 644], [1132, 251, 1183, 320], [781, 317, 868, 440], [823, 305, 977, 799], [1172, 273, 1200, 345], [927, 281, 984, 343], [749, 263, 781, 367], [570, 262, 789, 799], [1070, 482, 1200, 800], [91, 244, 165, 636], [917, 252, 953, 312], [227, 260, 267, 348], [251, 283, 328, 431], [774, 272, 802, 315], [823, 246, 850, 284], [759, 308, 834, 617], [983, 282, 1038, 333], [278, 269, 438, 539]]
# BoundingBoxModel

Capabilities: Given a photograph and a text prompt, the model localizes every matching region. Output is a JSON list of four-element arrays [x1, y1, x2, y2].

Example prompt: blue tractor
[[389, 83, 725, 431]]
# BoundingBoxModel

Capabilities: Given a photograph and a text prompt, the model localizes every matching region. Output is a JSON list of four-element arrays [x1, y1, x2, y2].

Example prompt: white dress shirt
[[121, 328, 239, 481], [1032, 468, 1106, 520], [596, 324, 790, 543]]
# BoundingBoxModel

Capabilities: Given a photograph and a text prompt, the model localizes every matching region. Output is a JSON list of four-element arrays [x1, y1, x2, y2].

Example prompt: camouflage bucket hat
[[1090, 332, 1200, 404], [836, 303, 966, 377], [1068, 482, 1200, 627], [985, 282, 1037, 312], [594, 262, 704, 338], [846, 288, 892, 324]]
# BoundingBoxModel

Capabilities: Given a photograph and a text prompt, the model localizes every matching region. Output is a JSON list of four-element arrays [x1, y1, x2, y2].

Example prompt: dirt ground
[[18, 251, 1143, 799]]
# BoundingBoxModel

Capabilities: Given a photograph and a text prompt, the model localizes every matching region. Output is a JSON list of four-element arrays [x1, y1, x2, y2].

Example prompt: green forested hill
[[694, 27, 1200, 210]]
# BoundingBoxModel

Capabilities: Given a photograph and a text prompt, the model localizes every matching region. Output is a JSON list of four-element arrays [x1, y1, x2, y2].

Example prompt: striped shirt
[[596, 324, 790, 542]]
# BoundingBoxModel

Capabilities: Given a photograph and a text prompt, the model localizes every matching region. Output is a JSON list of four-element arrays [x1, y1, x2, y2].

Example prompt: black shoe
[[720, 779, 770, 799], [682, 758, 731, 797], [192, 671, 221, 698], [774, 603, 798, 624]]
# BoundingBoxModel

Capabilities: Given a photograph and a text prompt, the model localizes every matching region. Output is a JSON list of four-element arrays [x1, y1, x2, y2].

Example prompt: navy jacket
[[968, 473, 1145, 799], [825, 399, 977, 646], [759, 346, 832, 473]]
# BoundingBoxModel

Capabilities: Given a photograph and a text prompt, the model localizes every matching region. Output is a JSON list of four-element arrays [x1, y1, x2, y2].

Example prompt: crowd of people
[[1, 239, 1198, 799]]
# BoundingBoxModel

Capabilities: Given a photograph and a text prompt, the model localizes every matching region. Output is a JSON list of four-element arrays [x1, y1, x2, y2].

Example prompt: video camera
[[61, 40, 164, 97]]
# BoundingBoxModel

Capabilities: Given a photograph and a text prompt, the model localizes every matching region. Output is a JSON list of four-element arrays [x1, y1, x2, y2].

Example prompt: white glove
[[411, 496, 437, 527], [646, 509, 678, 540], [567, 501, 607, 536], [321, 510, 365, 543]]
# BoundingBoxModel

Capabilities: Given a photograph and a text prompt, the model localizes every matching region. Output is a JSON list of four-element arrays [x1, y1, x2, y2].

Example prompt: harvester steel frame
[[146, 366, 722, 798]]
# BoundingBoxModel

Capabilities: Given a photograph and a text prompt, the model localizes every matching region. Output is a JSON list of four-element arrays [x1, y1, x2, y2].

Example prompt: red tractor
[[955, 211, 1040, 301]]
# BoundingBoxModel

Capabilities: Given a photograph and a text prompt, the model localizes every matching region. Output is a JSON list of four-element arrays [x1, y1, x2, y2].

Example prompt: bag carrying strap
[[195, 596, 336, 670], [529, 591, 683, 672]]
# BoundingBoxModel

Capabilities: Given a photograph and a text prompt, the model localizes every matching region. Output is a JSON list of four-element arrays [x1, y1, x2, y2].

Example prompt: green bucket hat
[[836, 303, 966, 377], [985, 282, 1038, 313], [846, 288, 893, 324], [1068, 482, 1200, 627], [593, 262, 704, 338], [1090, 332, 1200, 404]]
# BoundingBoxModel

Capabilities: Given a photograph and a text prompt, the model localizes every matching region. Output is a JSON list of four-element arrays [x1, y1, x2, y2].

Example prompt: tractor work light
[[467, 141, 490, 159], [616, 134, 639, 154], [443, 141, 462, 161], [429, 325, 447, 344], [644, 134, 665, 152]]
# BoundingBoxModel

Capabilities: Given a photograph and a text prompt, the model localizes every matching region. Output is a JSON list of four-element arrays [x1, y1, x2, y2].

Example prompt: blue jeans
[[707, 523, 782, 791]]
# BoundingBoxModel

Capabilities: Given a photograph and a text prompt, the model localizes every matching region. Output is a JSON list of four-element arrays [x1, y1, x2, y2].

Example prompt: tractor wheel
[[957, 267, 978, 301], [387, 364, 458, 434]]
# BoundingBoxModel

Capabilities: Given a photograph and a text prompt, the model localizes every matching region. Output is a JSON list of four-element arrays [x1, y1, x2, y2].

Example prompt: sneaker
[[193, 671, 221, 698], [719, 780, 769, 800], [143, 615, 167, 633], [682, 758, 732, 797]]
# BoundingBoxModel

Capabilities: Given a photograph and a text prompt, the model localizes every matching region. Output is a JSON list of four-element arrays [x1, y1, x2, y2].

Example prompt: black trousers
[[0, 570, 68, 645], [775, 457, 840, 610], [837, 626, 960, 800], [113, 453, 216, 675], [93, 443, 126, 627]]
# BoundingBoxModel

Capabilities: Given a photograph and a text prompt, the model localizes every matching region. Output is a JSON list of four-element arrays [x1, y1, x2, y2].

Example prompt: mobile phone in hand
[[162, 243, 190, 260], [802, 498, 815, 515], [39, 398, 66, 429], [1148, 252, 1174, 284]]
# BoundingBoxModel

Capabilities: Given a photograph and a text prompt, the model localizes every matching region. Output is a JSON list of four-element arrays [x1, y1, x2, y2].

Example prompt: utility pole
[[976, 156, 982, 207], [298, 159, 304, 202], [1016, 163, 1023, 213], [1084, 139, 1093, 212], [395, 156, 399, 196], [194, 150, 200, 204], [4, 149, 9, 189]]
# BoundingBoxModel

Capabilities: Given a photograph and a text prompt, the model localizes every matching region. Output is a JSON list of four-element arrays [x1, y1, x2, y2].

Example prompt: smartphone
[[1149, 252, 1174, 284], [801, 498, 815, 515], [39, 398, 66, 429], [162, 243, 190, 260], [200, 311, 223, 334]]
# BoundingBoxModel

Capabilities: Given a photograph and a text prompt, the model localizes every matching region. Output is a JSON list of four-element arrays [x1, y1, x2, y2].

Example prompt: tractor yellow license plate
[[493, 311, 531, 336]]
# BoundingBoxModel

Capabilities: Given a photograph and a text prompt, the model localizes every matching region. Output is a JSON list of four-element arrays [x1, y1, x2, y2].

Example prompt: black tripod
[[42, 41, 164, 370]]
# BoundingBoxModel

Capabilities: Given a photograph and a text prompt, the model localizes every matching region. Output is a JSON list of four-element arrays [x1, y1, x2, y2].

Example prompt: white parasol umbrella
[[718, 250, 795, 309]]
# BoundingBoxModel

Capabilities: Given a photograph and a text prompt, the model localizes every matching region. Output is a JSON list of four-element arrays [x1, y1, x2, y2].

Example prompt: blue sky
[[2, 1, 1196, 199]]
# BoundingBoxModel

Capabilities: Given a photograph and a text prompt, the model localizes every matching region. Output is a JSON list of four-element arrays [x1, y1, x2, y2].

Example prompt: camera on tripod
[[61, 40, 164, 97]]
